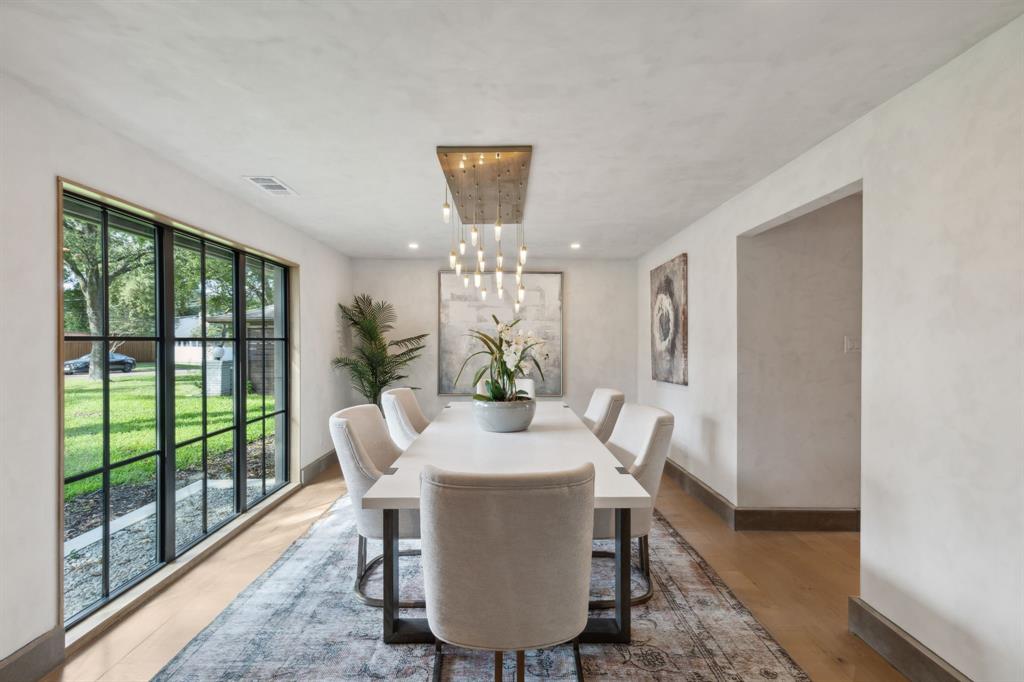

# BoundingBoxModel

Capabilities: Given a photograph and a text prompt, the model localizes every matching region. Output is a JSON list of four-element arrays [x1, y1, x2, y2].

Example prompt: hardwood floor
[[45, 462, 903, 681]]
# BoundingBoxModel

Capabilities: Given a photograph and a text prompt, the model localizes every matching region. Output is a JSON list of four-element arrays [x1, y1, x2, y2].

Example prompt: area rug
[[154, 496, 807, 681]]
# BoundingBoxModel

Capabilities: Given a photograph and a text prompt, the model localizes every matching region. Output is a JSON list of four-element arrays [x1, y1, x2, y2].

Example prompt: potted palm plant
[[333, 294, 428, 407], [455, 315, 546, 432]]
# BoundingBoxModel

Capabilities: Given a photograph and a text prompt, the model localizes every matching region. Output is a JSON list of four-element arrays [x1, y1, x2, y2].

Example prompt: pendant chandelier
[[438, 146, 531, 307]]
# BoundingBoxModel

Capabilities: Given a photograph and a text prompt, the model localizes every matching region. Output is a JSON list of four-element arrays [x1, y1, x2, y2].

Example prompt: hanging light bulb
[[449, 250, 457, 269], [495, 269, 503, 288], [497, 287, 504, 300], [480, 258, 486, 274], [463, 274, 470, 288], [471, 225, 479, 246], [518, 282, 526, 302], [474, 269, 481, 288], [519, 244, 528, 266], [459, 238, 466, 255], [480, 286, 488, 301], [477, 245, 484, 263], [455, 260, 462, 276], [516, 261, 523, 276], [515, 271, 522, 285], [441, 185, 451, 224], [514, 300, 520, 314], [494, 220, 502, 242], [496, 251, 504, 269]]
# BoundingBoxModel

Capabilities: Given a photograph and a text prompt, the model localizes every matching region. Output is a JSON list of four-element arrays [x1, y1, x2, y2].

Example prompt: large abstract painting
[[438, 271, 563, 396], [650, 253, 688, 385]]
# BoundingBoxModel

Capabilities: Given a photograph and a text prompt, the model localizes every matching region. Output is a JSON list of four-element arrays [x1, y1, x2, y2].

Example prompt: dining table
[[361, 400, 651, 645]]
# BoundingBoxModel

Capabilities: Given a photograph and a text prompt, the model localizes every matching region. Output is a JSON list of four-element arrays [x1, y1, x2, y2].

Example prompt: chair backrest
[[329, 405, 403, 538], [517, 377, 536, 399], [605, 404, 674, 535], [582, 388, 625, 442], [420, 463, 595, 651], [381, 387, 429, 450]]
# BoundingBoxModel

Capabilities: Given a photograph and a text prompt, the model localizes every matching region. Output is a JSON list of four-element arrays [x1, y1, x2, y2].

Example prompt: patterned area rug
[[155, 496, 807, 681]]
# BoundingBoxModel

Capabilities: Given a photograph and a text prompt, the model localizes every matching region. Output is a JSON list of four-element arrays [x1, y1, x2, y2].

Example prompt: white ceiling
[[1, 1, 1021, 259]]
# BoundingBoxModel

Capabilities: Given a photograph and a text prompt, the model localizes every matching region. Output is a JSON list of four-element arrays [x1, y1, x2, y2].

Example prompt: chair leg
[[589, 535, 654, 609], [353, 535, 426, 608], [572, 638, 585, 681], [494, 651, 503, 681], [516, 650, 525, 682], [431, 641, 443, 682]]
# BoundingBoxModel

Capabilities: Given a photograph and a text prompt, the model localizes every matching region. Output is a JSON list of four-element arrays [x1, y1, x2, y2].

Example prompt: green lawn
[[64, 367, 270, 500]]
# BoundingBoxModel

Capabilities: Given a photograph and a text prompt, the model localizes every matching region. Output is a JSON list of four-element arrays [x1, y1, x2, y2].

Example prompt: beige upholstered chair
[[329, 405, 423, 608], [420, 463, 594, 681], [381, 387, 430, 450], [581, 388, 625, 443], [517, 377, 536, 399], [592, 403, 674, 608]]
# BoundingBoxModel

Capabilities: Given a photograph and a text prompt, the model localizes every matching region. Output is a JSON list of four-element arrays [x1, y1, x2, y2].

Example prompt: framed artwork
[[650, 253, 688, 385], [438, 271, 563, 396]]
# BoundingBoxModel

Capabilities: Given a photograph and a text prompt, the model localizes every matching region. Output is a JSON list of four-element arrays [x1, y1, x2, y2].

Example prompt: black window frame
[[61, 191, 291, 628]]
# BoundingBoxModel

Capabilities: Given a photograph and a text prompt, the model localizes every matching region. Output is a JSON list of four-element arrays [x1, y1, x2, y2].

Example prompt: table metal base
[[381, 507, 632, 644]]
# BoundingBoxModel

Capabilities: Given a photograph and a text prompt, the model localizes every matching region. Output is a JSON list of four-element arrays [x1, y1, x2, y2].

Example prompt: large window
[[61, 192, 290, 626]]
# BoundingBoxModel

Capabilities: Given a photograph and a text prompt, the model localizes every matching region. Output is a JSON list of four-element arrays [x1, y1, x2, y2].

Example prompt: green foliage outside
[[63, 368, 267, 501]]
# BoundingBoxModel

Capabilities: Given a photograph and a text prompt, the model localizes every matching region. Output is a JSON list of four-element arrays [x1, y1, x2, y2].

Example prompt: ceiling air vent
[[244, 176, 297, 196]]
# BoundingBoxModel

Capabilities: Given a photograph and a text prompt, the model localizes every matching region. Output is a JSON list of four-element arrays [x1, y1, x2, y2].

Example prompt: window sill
[[64, 481, 301, 656]]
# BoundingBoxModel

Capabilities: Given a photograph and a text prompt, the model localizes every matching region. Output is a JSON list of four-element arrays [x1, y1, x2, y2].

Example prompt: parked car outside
[[64, 352, 137, 374]]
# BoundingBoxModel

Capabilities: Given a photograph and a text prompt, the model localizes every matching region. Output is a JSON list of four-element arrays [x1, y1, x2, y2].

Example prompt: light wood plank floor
[[45, 462, 903, 681]]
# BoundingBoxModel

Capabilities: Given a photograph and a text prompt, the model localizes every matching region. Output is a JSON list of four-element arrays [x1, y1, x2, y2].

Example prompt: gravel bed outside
[[63, 432, 282, 620]]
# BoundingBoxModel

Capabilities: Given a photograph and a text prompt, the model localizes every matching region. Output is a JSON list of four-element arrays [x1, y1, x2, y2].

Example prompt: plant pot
[[472, 399, 537, 433]]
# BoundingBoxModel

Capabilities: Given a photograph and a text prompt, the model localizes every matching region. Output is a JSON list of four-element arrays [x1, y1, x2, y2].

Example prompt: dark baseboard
[[662, 460, 859, 531], [0, 625, 64, 682], [849, 597, 970, 682], [663, 459, 735, 526], [734, 506, 859, 531]]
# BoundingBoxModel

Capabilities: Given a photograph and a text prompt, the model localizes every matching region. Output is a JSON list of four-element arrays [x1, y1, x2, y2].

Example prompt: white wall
[[350, 259, 636, 419], [0, 73, 354, 659], [636, 18, 1023, 679], [737, 194, 862, 508]]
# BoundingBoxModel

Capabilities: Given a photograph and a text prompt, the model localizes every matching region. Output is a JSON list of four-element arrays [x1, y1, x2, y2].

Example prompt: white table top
[[362, 401, 651, 510]]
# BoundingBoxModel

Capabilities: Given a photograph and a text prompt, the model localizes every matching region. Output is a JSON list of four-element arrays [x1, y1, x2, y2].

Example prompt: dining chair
[[581, 388, 625, 443], [421, 463, 594, 681], [592, 403, 673, 608], [328, 405, 424, 608], [517, 377, 536, 399], [381, 387, 430, 450]]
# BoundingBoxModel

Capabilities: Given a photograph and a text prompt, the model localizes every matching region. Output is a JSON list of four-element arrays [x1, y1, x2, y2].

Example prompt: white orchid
[[455, 314, 547, 402]]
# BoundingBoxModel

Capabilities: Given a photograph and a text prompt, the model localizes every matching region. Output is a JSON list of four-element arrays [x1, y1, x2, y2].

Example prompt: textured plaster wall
[[349, 258, 636, 419], [636, 19, 1023, 679], [737, 194, 862, 508]]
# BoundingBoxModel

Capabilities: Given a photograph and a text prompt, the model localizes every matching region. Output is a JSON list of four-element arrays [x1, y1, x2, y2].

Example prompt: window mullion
[[100, 206, 111, 600], [234, 251, 247, 513], [158, 224, 177, 561]]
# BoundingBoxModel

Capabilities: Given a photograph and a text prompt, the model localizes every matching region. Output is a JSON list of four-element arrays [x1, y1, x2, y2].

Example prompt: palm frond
[[333, 294, 429, 404]]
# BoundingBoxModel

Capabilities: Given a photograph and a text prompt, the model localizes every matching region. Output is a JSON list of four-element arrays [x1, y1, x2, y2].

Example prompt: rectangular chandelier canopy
[[437, 145, 532, 226]]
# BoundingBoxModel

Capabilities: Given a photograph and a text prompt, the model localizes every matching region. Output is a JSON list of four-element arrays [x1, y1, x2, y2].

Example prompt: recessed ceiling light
[[570, 242, 582, 250], [408, 242, 419, 250]]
